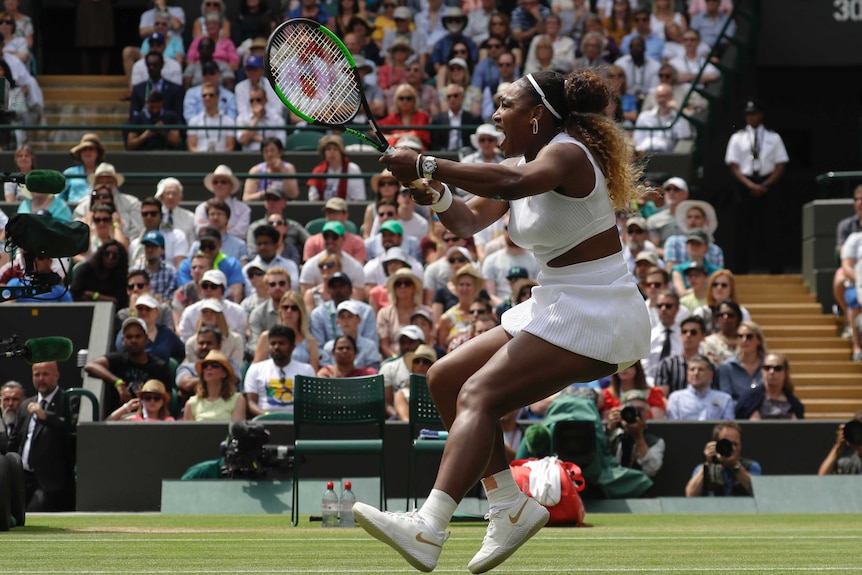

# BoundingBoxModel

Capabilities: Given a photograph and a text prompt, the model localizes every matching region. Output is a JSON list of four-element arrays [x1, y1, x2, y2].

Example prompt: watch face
[[422, 157, 436, 174]]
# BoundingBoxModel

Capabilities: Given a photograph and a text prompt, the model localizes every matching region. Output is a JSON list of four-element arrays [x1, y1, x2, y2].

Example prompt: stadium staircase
[[738, 274, 861, 420], [31, 75, 128, 152]]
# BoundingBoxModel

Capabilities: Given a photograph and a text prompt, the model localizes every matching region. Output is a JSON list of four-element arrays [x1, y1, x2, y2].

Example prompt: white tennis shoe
[[467, 492, 550, 574], [353, 502, 449, 572]]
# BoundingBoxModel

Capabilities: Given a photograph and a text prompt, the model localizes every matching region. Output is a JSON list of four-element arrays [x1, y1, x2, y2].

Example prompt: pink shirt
[[186, 37, 239, 69]]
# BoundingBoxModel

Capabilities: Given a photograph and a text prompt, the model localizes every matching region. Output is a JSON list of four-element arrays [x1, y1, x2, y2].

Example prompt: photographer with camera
[[605, 389, 665, 478], [685, 420, 761, 497], [818, 409, 862, 475]]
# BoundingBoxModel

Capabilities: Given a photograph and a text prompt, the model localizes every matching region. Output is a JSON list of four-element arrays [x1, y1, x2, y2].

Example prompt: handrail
[[5, 123, 485, 133], [815, 171, 862, 199]]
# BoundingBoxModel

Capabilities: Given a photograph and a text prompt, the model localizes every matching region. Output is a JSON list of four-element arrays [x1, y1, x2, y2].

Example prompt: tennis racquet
[[264, 18, 393, 153]]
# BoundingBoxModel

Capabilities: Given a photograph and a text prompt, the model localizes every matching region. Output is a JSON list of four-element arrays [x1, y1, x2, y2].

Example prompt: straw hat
[[675, 199, 718, 236], [403, 344, 437, 369], [138, 379, 171, 404], [386, 267, 423, 305], [70, 133, 105, 161], [317, 134, 347, 156], [195, 349, 238, 387], [87, 162, 125, 188], [388, 36, 414, 56], [203, 164, 241, 195], [454, 262, 484, 284], [371, 169, 398, 192]]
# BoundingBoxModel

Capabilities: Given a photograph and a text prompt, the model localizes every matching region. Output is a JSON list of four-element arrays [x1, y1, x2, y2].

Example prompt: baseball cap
[[246, 55, 263, 68], [323, 197, 348, 212], [397, 325, 425, 342], [627, 217, 647, 230], [199, 226, 221, 241], [264, 188, 285, 199], [410, 309, 433, 324], [743, 98, 763, 114], [134, 294, 159, 309], [336, 300, 362, 316], [383, 246, 409, 265], [683, 261, 707, 275], [445, 246, 471, 261], [327, 271, 352, 287], [621, 389, 648, 405], [448, 57, 468, 69], [200, 298, 224, 313], [663, 177, 688, 192], [380, 220, 403, 235], [506, 267, 529, 281], [121, 317, 147, 334], [201, 269, 227, 286], [142, 230, 165, 248], [148, 32, 166, 44], [202, 61, 220, 75], [635, 251, 659, 266], [686, 230, 709, 244], [321, 221, 345, 237], [393, 6, 412, 19]]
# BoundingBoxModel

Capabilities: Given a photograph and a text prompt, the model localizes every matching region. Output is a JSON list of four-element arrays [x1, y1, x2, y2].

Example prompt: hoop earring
[[531, 118, 538, 135]]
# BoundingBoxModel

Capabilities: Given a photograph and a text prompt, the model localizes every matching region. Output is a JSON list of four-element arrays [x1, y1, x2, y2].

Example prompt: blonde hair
[[279, 291, 311, 338]]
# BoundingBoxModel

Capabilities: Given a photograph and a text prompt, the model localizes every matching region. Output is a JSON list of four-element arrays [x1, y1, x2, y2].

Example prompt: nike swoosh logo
[[509, 499, 529, 524], [415, 533, 443, 548]]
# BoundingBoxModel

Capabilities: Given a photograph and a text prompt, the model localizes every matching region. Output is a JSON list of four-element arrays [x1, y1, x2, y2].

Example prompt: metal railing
[[815, 171, 862, 199]]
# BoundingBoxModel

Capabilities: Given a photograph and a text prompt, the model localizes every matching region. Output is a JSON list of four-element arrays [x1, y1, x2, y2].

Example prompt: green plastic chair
[[285, 131, 323, 151], [291, 374, 386, 525], [304, 217, 359, 235], [252, 411, 294, 421], [406, 374, 446, 510]]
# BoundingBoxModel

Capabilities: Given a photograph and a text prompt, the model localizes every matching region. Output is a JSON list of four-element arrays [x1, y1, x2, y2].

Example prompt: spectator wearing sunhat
[[365, 245, 425, 309], [303, 197, 367, 263], [185, 349, 247, 422], [178, 268, 249, 342], [378, 36, 414, 91], [382, 6, 429, 70], [664, 199, 724, 271], [479, 224, 540, 307], [299, 221, 367, 300], [72, 162, 145, 241], [725, 97, 788, 274], [646, 176, 690, 248], [193, 164, 250, 241], [460, 123, 505, 165], [107, 378, 175, 422], [430, 7, 477, 71], [307, 134, 366, 202], [234, 54, 282, 119]]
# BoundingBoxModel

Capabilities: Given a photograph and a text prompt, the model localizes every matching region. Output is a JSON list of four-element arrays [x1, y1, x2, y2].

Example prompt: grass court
[[4, 513, 862, 574]]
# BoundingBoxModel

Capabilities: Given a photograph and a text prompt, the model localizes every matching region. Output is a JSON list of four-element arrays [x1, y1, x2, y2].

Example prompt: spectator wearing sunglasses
[[243, 225, 299, 292], [177, 225, 245, 303], [107, 379, 175, 422], [73, 163, 144, 242], [185, 350, 247, 422], [642, 290, 684, 384], [177, 269, 249, 344], [319, 301, 381, 372], [693, 271, 750, 335], [620, 7, 665, 62], [185, 298, 244, 365], [245, 190, 308, 262], [376, 267, 430, 358], [735, 353, 804, 420], [655, 315, 714, 398], [303, 197, 367, 264], [118, 269, 175, 329], [666, 355, 733, 421], [718, 320, 766, 403], [365, 215, 424, 278], [246, 324, 316, 416], [299, 221, 367, 302], [247, 266, 293, 358], [115, 294, 184, 363], [240, 263, 267, 314], [129, 197, 189, 270], [393, 344, 438, 421], [701, 299, 744, 366], [70, 239, 130, 309]]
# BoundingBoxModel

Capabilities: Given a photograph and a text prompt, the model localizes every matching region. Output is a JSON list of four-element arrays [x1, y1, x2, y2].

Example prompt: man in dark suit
[[430, 82, 482, 152], [130, 49, 184, 122], [17, 362, 74, 511], [1, 380, 26, 454]]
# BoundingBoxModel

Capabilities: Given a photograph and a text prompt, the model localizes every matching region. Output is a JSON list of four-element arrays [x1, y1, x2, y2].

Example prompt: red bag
[[510, 457, 586, 526]]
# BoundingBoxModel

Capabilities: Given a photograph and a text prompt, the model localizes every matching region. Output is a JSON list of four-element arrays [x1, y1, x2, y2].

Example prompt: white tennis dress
[[502, 133, 650, 369]]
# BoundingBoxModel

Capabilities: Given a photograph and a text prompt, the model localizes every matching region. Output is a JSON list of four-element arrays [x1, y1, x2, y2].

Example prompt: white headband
[[526, 73, 563, 120]]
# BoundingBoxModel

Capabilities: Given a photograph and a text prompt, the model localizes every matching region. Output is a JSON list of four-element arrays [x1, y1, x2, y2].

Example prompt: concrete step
[[767, 337, 849, 349], [43, 86, 129, 101], [805, 412, 856, 420], [795, 385, 862, 399], [793, 373, 861, 385], [746, 303, 824, 315], [740, 292, 818, 304], [789, 361, 862, 374], [754, 315, 836, 327], [778, 348, 855, 361], [798, 398, 862, 413], [737, 284, 810, 296], [39, 74, 128, 88], [44, 113, 129, 126], [760, 325, 839, 338]]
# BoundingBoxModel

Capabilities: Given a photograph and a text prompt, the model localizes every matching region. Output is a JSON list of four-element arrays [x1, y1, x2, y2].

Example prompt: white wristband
[[431, 184, 453, 213]]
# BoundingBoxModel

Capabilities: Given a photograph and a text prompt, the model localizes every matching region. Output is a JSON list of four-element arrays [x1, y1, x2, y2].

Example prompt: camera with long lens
[[843, 420, 862, 446], [711, 437, 735, 464], [620, 405, 640, 426], [221, 420, 294, 479]]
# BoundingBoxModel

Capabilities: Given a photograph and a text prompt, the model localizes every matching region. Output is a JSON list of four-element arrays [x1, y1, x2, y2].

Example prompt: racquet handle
[[410, 179, 440, 203]]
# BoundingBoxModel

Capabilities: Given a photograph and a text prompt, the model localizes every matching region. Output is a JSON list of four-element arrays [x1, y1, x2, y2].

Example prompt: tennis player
[[353, 70, 651, 573]]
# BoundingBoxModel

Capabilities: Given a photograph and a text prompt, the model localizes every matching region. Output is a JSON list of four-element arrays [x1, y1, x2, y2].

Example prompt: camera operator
[[685, 420, 761, 497], [818, 409, 862, 475], [605, 389, 665, 478]]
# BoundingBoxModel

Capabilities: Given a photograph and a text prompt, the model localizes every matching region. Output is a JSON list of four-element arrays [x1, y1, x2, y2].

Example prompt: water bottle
[[321, 481, 339, 527], [339, 481, 356, 527]]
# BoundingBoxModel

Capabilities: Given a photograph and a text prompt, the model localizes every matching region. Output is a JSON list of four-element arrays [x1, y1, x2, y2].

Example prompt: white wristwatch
[[421, 155, 438, 180]]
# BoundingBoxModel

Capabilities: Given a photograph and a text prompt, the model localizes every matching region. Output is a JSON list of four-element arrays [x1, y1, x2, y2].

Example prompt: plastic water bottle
[[322, 481, 339, 527], [339, 481, 356, 527]]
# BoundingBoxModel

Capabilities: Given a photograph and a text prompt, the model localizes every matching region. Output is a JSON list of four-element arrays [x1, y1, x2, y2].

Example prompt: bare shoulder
[[533, 141, 594, 197]]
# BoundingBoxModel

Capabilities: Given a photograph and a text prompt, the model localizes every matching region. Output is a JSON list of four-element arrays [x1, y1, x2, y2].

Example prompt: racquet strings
[[268, 21, 362, 125]]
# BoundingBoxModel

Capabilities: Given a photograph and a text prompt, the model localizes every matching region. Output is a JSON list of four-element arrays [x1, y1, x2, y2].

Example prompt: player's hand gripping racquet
[[265, 18, 394, 154]]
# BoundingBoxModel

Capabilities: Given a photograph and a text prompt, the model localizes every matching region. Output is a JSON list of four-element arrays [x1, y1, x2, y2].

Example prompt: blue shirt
[[718, 355, 763, 402], [690, 460, 762, 496], [666, 385, 735, 420], [5, 278, 73, 303], [320, 334, 382, 371], [690, 12, 737, 47], [176, 251, 245, 288], [183, 84, 237, 122], [620, 32, 666, 62], [59, 165, 93, 204]]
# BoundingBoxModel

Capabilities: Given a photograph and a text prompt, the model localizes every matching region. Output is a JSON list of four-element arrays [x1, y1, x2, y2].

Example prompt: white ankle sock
[[482, 469, 521, 507], [419, 489, 458, 533]]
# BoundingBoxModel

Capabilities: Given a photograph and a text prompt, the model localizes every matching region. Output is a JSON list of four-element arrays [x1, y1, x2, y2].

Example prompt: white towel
[[523, 456, 562, 507]]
